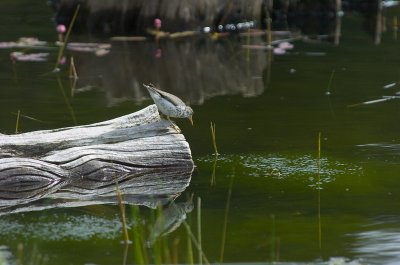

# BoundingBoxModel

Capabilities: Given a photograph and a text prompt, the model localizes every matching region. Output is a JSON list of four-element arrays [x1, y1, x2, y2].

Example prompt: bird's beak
[[188, 116, 194, 126]]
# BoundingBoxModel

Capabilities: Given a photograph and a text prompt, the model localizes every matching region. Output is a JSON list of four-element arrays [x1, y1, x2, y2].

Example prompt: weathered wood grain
[[0, 104, 194, 214]]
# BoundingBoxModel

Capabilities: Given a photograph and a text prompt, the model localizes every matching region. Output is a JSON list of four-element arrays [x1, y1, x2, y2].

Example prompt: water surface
[[1, 2, 400, 265]]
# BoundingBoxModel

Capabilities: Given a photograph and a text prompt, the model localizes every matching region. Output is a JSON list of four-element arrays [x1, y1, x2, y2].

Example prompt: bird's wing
[[144, 84, 186, 106]]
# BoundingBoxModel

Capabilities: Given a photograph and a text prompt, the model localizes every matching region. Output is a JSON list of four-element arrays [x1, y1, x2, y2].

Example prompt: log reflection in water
[[0, 167, 193, 216]]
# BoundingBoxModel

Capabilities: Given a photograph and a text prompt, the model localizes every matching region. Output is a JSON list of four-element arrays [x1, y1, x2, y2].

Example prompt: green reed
[[16, 243, 23, 265], [211, 156, 217, 186], [162, 236, 171, 264], [317, 132, 322, 249], [210, 122, 218, 156], [54, 5, 80, 70], [186, 199, 194, 265], [269, 214, 276, 262], [326, 69, 335, 94], [131, 205, 147, 265], [186, 228, 194, 264], [246, 28, 251, 62], [15, 110, 21, 134], [266, 11, 272, 46], [12, 112, 48, 124], [69, 56, 78, 97], [219, 175, 234, 263], [56, 74, 77, 124], [210, 122, 219, 186], [182, 221, 210, 265], [325, 70, 336, 117], [153, 206, 163, 265], [115, 176, 130, 244], [197, 197, 202, 265], [122, 197, 209, 265], [122, 243, 129, 265]]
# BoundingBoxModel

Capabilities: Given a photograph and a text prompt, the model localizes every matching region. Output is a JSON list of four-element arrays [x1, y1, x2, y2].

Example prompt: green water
[[1, 2, 400, 265]]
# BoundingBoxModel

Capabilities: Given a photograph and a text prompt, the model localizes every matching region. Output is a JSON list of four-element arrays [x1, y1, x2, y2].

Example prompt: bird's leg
[[167, 116, 181, 133], [158, 113, 181, 133]]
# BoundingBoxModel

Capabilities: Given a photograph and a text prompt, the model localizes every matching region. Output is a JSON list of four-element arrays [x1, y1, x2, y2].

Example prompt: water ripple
[[197, 153, 362, 186], [0, 213, 125, 241]]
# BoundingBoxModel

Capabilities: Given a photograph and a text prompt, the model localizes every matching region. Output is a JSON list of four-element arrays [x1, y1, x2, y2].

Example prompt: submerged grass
[[56, 74, 77, 124], [16, 243, 23, 265], [153, 206, 163, 265], [269, 214, 276, 262], [197, 197, 202, 265], [219, 176, 234, 263], [326, 69, 335, 94], [123, 198, 210, 265], [317, 132, 322, 249], [132, 205, 147, 265], [186, 224, 194, 264], [162, 236, 171, 264], [16, 243, 48, 265], [115, 177, 130, 244], [182, 220, 210, 265], [12, 112, 49, 124], [325, 70, 336, 117], [122, 243, 129, 265]]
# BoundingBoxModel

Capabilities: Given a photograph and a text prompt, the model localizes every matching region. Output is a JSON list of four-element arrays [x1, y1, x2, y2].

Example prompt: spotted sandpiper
[[143, 83, 193, 132]]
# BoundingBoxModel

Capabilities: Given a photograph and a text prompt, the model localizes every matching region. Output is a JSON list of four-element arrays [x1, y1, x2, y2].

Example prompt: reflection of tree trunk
[[334, 16, 342, 45], [375, 0, 382, 45], [336, 0, 341, 11], [119, 0, 128, 34], [334, 0, 342, 45], [265, 0, 273, 11], [266, 49, 272, 86], [0, 105, 193, 211], [73, 38, 266, 106], [58, 0, 265, 34]]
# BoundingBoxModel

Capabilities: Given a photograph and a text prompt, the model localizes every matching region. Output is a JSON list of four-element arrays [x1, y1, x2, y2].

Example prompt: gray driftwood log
[[0, 104, 194, 214]]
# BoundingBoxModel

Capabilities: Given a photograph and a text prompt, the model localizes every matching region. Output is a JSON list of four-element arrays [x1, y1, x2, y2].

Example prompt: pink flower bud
[[57, 24, 66, 34], [154, 18, 162, 30], [154, 48, 162, 58], [59, 56, 66, 65]]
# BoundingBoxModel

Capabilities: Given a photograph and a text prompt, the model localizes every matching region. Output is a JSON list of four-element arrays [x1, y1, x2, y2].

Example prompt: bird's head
[[184, 193, 194, 213]]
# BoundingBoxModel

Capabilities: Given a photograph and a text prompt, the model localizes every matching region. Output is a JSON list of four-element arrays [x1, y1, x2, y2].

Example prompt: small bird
[[143, 83, 193, 131]]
